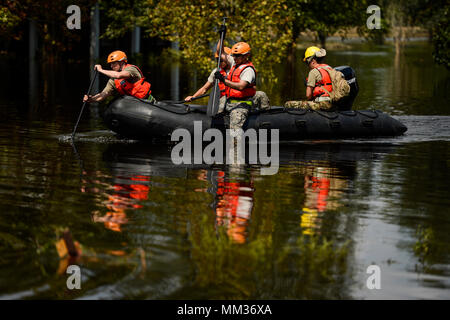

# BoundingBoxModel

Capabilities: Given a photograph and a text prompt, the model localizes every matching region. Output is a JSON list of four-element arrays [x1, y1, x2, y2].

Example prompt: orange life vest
[[114, 64, 151, 99], [312, 64, 333, 98], [225, 62, 256, 99]]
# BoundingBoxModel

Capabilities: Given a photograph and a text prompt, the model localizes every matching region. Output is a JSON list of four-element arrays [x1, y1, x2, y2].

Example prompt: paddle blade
[[207, 80, 221, 117]]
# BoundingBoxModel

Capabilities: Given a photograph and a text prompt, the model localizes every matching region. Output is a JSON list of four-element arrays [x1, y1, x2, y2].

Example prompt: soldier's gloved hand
[[214, 71, 225, 82]]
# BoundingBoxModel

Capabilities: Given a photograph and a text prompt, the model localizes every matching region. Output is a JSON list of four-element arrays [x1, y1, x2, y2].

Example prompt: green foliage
[[138, 0, 294, 80], [0, 6, 21, 38], [101, 0, 373, 79], [2, 0, 97, 60], [362, 17, 390, 45], [298, 0, 370, 46], [414, 227, 434, 260], [370, 0, 449, 65], [101, 0, 149, 39], [432, 6, 449, 68]]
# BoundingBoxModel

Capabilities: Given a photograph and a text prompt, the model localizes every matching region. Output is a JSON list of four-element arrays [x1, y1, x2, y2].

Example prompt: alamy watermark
[[366, 5, 381, 30], [66, 5, 81, 30], [66, 265, 81, 290], [170, 121, 279, 175], [366, 265, 381, 289]]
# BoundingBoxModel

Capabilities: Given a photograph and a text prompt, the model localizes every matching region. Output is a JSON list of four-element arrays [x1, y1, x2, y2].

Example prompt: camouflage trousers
[[217, 91, 271, 132], [226, 103, 249, 131], [284, 99, 333, 111], [217, 98, 250, 131]]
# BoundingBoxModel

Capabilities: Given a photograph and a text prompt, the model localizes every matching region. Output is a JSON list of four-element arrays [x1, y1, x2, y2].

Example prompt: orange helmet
[[215, 46, 232, 58], [231, 42, 251, 55], [107, 50, 127, 63]]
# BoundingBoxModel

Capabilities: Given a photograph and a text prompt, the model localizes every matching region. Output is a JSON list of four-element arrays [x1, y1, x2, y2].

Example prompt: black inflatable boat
[[102, 65, 407, 140], [102, 96, 407, 140]]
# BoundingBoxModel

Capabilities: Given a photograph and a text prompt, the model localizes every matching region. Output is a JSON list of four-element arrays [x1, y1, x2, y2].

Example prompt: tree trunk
[[171, 41, 180, 101], [318, 32, 327, 49], [90, 2, 100, 93], [282, 25, 301, 100], [131, 26, 141, 56], [29, 19, 38, 108], [428, 28, 433, 43]]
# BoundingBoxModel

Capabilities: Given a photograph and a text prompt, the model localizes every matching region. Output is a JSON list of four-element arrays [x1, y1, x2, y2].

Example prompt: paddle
[[173, 93, 210, 104], [207, 18, 227, 117], [71, 69, 98, 140]]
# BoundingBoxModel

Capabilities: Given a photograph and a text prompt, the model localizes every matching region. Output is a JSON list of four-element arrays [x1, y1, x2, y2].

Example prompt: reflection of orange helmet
[[107, 50, 127, 63], [231, 42, 251, 55], [215, 47, 232, 58]]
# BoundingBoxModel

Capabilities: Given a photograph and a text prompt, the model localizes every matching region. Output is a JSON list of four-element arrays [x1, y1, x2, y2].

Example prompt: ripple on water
[[56, 130, 139, 144]]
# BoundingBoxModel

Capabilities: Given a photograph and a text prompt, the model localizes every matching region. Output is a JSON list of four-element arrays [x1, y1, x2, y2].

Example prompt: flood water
[[0, 42, 449, 299]]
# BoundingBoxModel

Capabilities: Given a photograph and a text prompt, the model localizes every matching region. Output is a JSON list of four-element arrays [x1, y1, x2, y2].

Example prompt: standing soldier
[[214, 42, 270, 132]]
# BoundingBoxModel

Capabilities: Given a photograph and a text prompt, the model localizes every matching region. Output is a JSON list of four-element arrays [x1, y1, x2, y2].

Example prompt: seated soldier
[[83, 50, 155, 103], [284, 46, 334, 111]]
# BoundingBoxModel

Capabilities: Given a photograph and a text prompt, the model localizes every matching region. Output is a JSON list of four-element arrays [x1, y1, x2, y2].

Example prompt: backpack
[[318, 67, 351, 104]]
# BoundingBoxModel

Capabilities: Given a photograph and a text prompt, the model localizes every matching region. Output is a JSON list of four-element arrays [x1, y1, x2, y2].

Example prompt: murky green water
[[0, 42, 449, 299]]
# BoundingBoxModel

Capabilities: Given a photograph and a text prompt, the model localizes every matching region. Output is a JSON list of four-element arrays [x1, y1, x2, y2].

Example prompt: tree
[[2, 0, 96, 61], [431, 6, 449, 68], [0, 4, 22, 40], [138, 0, 294, 80], [101, 0, 149, 39], [411, 0, 450, 68], [298, 0, 370, 48]]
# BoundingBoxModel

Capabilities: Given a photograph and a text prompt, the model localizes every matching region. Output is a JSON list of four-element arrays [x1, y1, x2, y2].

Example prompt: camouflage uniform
[[225, 102, 249, 164], [252, 91, 270, 110], [218, 96, 227, 114], [223, 93, 268, 163], [284, 99, 333, 111], [285, 63, 335, 111], [227, 93, 271, 129], [226, 102, 250, 130]]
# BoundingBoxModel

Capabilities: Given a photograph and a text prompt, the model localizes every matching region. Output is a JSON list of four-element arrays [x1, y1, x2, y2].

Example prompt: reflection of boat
[[101, 142, 396, 241], [102, 141, 399, 170], [102, 143, 195, 177], [102, 96, 407, 140], [278, 142, 399, 164]]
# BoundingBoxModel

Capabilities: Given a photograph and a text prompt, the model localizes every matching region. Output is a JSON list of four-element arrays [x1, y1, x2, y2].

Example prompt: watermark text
[[171, 121, 279, 175]]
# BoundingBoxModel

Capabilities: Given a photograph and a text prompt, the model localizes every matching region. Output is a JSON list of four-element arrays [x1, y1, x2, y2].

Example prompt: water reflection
[[73, 140, 450, 299], [214, 171, 254, 244], [302, 166, 341, 235], [2, 128, 449, 299], [78, 146, 153, 234], [300, 162, 356, 235], [205, 169, 255, 244], [2, 39, 450, 299], [90, 174, 151, 233]]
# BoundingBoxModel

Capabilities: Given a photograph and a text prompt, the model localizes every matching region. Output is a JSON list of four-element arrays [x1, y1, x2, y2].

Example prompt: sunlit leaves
[[0, 7, 21, 38], [128, 0, 296, 79]]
